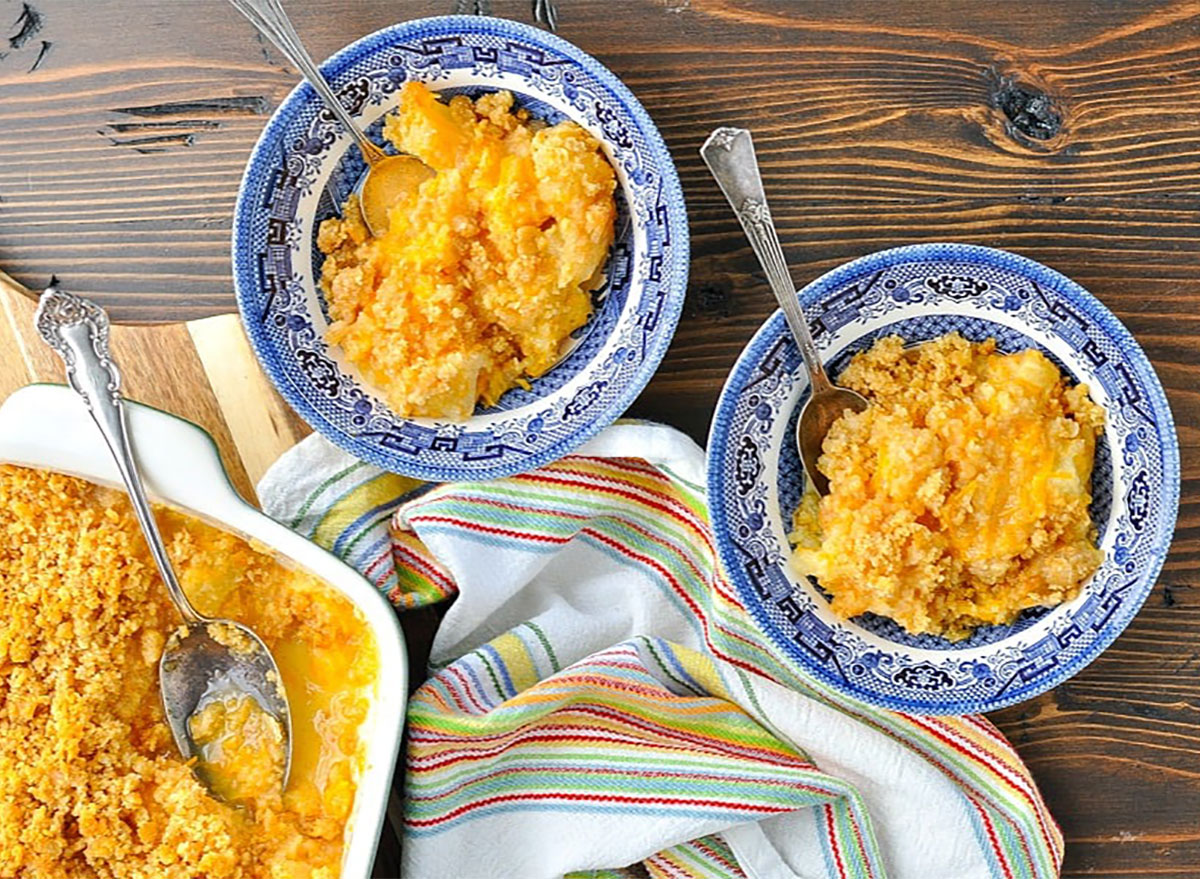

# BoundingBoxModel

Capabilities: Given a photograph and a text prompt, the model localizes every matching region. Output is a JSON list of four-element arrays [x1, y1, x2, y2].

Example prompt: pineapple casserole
[[0, 466, 379, 879], [317, 81, 618, 420], [790, 333, 1105, 641]]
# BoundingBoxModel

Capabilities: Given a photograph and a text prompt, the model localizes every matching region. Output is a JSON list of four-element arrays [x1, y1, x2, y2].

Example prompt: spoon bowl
[[357, 153, 435, 236], [161, 621, 292, 797], [796, 384, 868, 496]]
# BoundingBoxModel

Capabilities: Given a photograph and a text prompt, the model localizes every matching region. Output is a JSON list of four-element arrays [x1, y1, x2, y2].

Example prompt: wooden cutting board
[[0, 270, 311, 505]]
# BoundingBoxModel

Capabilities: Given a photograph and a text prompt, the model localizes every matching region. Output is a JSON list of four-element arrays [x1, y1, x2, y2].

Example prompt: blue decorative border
[[707, 243, 1180, 715], [232, 16, 688, 481]]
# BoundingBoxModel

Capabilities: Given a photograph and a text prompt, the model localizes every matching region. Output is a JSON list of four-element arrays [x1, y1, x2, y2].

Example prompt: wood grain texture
[[2, 2, 1200, 877]]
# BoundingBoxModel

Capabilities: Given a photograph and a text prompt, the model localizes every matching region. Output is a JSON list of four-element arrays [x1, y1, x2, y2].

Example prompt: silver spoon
[[532, 0, 559, 30], [450, 0, 558, 31], [701, 127, 868, 496], [230, 0, 432, 237], [34, 285, 292, 800]]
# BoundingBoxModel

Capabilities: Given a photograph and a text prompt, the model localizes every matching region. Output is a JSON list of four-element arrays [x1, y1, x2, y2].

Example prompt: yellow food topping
[[206, 621, 256, 654], [790, 333, 1105, 640], [317, 81, 617, 420], [0, 465, 378, 878], [189, 693, 286, 805]]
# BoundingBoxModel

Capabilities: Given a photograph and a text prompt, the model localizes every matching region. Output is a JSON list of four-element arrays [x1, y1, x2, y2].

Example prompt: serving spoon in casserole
[[228, 0, 433, 237], [35, 285, 293, 802], [701, 127, 869, 496]]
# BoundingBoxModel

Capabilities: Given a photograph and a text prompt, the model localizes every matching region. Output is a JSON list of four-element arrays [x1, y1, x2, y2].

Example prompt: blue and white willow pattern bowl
[[708, 244, 1179, 715], [232, 16, 688, 481]]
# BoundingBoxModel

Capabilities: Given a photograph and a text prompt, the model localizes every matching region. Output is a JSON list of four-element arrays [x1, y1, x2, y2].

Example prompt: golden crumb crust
[[790, 333, 1105, 640], [0, 466, 378, 879], [317, 82, 617, 420]]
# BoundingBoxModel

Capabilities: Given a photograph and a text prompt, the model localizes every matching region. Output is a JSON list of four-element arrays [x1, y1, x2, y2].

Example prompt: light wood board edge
[[186, 314, 310, 490]]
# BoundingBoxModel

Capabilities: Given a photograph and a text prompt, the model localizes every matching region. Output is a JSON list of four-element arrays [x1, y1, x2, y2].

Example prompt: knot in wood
[[687, 281, 732, 319], [992, 76, 1062, 142]]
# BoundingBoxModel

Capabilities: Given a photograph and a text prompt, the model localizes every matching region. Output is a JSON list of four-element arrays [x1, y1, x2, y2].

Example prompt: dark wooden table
[[3, 1, 1198, 876]]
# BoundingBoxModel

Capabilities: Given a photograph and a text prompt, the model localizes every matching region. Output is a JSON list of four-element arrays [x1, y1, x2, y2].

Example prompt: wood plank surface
[[2, 2, 1200, 877]]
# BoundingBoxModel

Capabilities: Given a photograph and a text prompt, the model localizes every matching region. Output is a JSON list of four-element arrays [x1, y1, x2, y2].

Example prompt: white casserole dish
[[0, 383, 407, 879]]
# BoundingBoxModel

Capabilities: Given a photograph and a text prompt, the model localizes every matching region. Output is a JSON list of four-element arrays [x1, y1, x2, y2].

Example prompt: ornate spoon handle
[[700, 127, 832, 393], [449, 0, 557, 30], [532, 0, 558, 30], [228, 0, 386, 164], [34, 286, 205, 625]]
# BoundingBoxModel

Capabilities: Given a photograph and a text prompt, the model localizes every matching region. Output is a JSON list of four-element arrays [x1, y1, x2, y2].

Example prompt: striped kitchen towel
[[258, 423, 1062, 879]]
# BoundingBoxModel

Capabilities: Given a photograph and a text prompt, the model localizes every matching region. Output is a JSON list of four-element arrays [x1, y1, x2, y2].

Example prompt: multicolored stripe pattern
[[266, 445, 1062, 879]]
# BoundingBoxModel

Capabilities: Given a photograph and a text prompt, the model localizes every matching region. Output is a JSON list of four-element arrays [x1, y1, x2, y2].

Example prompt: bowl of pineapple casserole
[[0, 384, 407, 878], [233, 16, 688, 481], [708, 244, 1179, 714]]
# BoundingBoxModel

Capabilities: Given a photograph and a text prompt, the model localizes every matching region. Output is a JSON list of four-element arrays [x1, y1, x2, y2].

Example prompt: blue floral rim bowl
[[232, 16, 688, 481], [707, 243, 1180, 715]]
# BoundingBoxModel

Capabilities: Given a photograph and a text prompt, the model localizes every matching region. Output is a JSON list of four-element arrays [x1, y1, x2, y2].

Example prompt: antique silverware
[[533, 0, 559, 30], [230, 0, 432, 236], [34, 284, 293, 800], [701, 127, 868, 496], [451, 0, 557, 30]]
